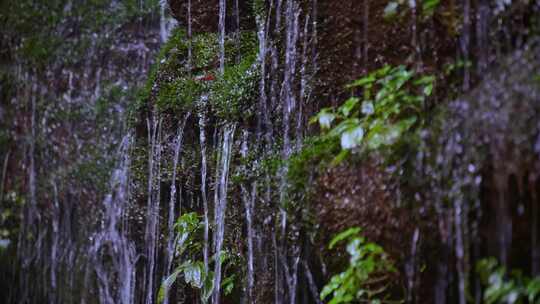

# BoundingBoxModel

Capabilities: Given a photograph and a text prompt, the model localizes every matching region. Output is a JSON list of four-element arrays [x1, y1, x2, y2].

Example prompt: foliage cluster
[[476, 258, 540, 304], [383, 0, 441, 20], [321, 227, 396, 304], [311, 65, 434, 163], [159, 212, 238, 304]]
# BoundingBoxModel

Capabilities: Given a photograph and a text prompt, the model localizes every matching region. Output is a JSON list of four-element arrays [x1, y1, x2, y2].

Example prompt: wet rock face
[[413, 38, 540, 301], [315, 160, 399, 244], [461, 40, 540, 271], [313, 158, 422, 300], [315, 0, 456, 103], [169, 0, 255, 33], [170, 0, 219, 32]]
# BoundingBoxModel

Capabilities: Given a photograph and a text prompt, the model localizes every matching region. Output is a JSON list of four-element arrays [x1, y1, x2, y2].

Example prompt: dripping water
[[212, 124, 236, 304], [91, 134, 136, 304], [187, 0, 193, 73], [198, 95, 211, 276], [162, 113, 190, 304], [241, 130, 257, 303], [256, 5, 270, 144], [144, 114, 163, 304], [461, 0, 471, 90], [219, 0, 226, 74], [159, 0, 177, 43]]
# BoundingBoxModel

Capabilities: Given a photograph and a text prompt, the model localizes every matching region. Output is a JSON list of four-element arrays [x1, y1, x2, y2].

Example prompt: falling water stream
[[144, 115, 163, 304], [162, 113, 190, 304], [212, 124, 236, 304], [91, 134, 136, 304], [198, 96, 211, 278]]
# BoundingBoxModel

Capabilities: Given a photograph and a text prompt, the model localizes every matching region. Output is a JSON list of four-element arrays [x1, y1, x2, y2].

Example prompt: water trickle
[[219, 0, 226, 74], [476, 0, 490, 73], [198, 96, 211, 275], [212, 124, 236, 304], [281, 0, 300, 159], [144, 114, 163, 304], [256, 7, 270, 145], [91, 134, 136, 304], [50, 180, 60, 303], [454, 197, 467, 304], [406, 228, 420, 303], [241, 130, 257, 303], [278, 2, 302, 302], [460, 0, 471, 90], [187, 0, 193, 73], [303, 261, 323, 304], [162, 113, 190, 304], [159, 0, 177, 43]]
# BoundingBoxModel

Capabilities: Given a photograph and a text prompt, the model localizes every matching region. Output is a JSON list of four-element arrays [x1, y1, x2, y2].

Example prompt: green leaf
[[222, 275, 236, 295], [422, 0, 440, 16], [329, 227, 362, 249], [328, 118, 360, 138], [361, 101, 374, 115], [383, 1, 399, 19], [527, 278, 540, 302], [413, 75, 435, 85], [331, 149, 350, 166], [184, 261, 204, 288], [347, 75, 376, 88], [339, 97, 359, 117], [158, 266, 184, 303], [202, 271, 215, 303], [311, 108, 336, 129], [340, 125, 364, 150]]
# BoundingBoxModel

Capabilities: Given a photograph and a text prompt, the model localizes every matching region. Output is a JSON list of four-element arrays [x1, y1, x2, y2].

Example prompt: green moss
[[19, 35, 62, 66], [156, 77, 204, 113], [192, 33, 219, 69], [251, 0, 266, 17], [210, 54, 259, 121], [145, 28, 259, 121], [287, 136, 340, 194]]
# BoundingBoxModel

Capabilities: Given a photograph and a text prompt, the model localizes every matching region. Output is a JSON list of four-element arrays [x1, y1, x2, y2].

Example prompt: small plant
[[311, 65, 433, 162], [320, 227, 396, 304], [383, 0, 440, 20], [158, 213, 237, 303], [476, 257, 540, 304]]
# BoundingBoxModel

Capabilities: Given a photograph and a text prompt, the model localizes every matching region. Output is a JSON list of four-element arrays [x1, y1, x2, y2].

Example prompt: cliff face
[[2, 0, 540, 303], [129, 0, 539, 303]]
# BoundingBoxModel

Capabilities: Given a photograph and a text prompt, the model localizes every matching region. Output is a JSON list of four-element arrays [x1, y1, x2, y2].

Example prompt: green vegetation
[[476, 258, 540, 304], [311, 65, 433, 162], [210, 54, 259, 120], [0, 0, 160, 68], [159, 212, 238, 303], [383, 0, 441, 20], [321, 227, 396, 304], [141, 27, 259, 122], [156, 78, 205, 112]]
